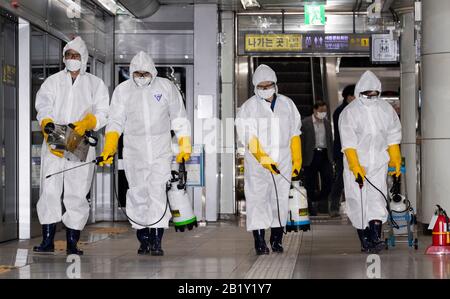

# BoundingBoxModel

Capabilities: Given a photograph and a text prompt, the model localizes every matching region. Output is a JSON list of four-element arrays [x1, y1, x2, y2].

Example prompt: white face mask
[[256, 87, 276, 100], [134, 77, 152, 87], [65, 59, 82, 72], [316, 112, 327, 120]]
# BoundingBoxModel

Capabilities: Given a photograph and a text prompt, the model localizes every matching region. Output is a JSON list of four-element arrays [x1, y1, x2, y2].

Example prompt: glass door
[[0, 11, 18, 242], [30, 27, 63, 237]]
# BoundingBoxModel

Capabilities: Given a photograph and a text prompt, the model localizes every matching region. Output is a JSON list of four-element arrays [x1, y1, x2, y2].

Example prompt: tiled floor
[[0, 218, 447, 279]]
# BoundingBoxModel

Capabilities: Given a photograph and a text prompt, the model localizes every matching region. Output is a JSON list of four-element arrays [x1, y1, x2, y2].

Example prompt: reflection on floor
[[0, 219, 446, 279]]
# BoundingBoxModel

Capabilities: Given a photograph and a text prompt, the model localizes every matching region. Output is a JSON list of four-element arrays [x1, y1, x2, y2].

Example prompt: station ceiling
[[158, 0, 414, 12]]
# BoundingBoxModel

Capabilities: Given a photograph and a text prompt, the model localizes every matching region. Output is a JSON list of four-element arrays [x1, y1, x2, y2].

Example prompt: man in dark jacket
[[329, 85, 355, 217], [302, 101, 334, 215]]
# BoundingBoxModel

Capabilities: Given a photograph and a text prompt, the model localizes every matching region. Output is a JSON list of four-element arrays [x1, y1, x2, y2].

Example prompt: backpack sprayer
[[384, 168, 418, 250], [286, 176, 311, 232], [354, 165, 418, 250], [166, 159, 198, 231], [270, 165, 310, 234]]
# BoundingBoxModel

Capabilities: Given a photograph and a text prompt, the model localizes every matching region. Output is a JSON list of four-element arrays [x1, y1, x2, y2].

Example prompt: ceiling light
[[95, 0, 127, 15], [241, 0, 260, 10]]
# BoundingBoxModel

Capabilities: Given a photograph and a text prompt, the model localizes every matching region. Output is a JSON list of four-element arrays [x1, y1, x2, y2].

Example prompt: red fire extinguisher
[[431, 205, 450, 246], [426, 205, 450, 255]]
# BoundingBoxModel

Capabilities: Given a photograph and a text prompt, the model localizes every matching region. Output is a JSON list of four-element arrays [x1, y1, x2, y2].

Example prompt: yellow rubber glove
[[249, 136, 279, 175], [344, 148, 366, 182], [99, 131, 119, 166], [41, 118, 64, 158], [387, 144, 402, 177], [176, 136, 192, 163], [290, 135, 302, 178], [72, 113, 97, 136]]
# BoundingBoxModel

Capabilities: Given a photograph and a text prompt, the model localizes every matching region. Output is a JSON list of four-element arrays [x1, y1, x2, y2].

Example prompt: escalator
[[253, 57, 324, 117]]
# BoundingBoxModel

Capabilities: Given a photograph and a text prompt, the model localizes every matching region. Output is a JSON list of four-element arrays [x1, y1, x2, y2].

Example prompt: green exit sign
[[304, 4, 326, 25]]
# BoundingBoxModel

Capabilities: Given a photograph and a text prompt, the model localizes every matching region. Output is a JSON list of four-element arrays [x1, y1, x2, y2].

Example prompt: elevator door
[[0, 12, 18, 242]]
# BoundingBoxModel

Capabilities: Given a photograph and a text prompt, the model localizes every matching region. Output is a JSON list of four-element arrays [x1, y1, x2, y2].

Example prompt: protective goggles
[[360, 90, 380, 97], [256, 82, 275, 90], [64, 51, 81, 60], [133, 71, 152, 78]]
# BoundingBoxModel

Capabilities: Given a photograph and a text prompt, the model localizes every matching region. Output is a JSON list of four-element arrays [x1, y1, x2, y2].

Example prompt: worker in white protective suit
[[34, 37, 109, 255], [236, 64, 302, 255], [339, 71, 402, 254], [99, 51, 191, 256]]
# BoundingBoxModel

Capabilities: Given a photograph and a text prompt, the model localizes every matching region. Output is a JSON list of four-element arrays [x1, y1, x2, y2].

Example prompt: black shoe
[[368, 220, 385, 253], [308, 201, 318, 216], [33, 223, 57, 253], [329, 199, 340, 217], [252, 230, 270, 255], [136, 228, 150, 255], [308, 207, 318, 216], [357, 228, 372, 253], [66, 228, 83, 255], [270, 227, 284, 253], [329, 210, 340, 218], [150, 228, 164, 256], [318, 201, 329, 214]]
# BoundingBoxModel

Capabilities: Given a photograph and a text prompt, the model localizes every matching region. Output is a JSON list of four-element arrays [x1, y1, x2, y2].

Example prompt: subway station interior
[[0, 0, 449, 280]]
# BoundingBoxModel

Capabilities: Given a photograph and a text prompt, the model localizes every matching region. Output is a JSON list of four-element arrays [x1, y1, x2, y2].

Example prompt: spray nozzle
[[177, 158, 187, 190], [94, 155, 114, 165], [271, 164, 280, 174], [390, 174, 402, 202], [356, 174, 364, 189]]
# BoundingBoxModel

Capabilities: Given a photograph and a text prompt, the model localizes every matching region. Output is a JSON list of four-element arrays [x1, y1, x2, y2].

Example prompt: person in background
[[329, 85, 356, 217], [301, 101, 333, 216]]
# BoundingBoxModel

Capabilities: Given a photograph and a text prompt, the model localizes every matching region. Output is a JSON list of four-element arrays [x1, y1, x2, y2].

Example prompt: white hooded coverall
[[106, 51, 191, 229], [339, 71, 402, 229], [35, 37, 109, 230], [236, 64, 302, 231]]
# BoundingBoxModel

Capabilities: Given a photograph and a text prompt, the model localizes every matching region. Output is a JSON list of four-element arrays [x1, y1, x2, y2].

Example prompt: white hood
[[252, 64, 277, 86], [252, 64, 278, 97], [129, 51, 158, 81], [354, 70, 382, 98], [63, 36, 89, 74]]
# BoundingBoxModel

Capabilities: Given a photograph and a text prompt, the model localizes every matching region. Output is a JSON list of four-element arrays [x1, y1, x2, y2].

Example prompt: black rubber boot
[[33, 223, 57, 253], [308, 201, 318, 216], [368, 220, 385, 253], [136, 228, 150, 255], [270, 227, 284, 253], [357, 228, 372, 253], [150, 228, 164, 256], [66, 228, 83, 255], [252, 229, 270, 255]]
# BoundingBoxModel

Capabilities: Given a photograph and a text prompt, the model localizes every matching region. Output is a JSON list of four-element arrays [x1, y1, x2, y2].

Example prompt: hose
[[364, 176, 400, 230], [111, 159, 171, 228], [270, 173, 286, 234]]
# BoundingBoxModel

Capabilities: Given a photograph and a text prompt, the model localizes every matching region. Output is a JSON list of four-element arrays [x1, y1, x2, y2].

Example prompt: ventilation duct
[[117, 0, 160, 18]]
